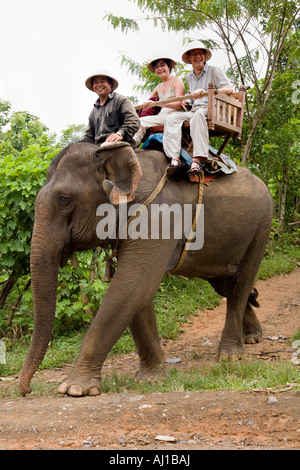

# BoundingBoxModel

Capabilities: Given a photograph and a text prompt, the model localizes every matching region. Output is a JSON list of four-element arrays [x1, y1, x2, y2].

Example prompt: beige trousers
[[134, 108, 174, 147], [163, 107, 210, 160]]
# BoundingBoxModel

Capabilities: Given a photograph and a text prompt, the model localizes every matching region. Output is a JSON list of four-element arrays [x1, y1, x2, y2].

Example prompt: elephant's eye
[[58, 195, 73, 206]]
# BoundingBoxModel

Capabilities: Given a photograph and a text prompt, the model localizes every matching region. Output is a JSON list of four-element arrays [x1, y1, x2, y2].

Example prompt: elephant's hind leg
[[130, 301, 166, 381], [208, 277, 263, 345], [218, 232, 268, 359], [207, 275, 245, 358], [242, 301, 262, 344]]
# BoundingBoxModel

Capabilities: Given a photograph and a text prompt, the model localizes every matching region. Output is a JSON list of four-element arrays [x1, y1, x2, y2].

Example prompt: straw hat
[[148, 56, 176, 72], [181, 41, 212, 64], [85, 72, 119, 92]]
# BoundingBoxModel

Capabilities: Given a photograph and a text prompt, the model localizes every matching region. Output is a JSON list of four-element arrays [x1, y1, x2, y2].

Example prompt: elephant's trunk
[[19, 222, 61, 396]]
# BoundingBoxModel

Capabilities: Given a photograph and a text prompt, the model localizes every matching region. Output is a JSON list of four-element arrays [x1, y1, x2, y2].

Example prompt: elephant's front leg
[[57, 290, 141, 396], [58, 239, 176, 397], [130, 301, 166, 382], [57, 287, 139, 397]]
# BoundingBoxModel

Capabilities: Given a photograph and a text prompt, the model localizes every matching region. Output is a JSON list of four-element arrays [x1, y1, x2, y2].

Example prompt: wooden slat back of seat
[[146, 84, 246, 141], [207, 83, 246, 139]]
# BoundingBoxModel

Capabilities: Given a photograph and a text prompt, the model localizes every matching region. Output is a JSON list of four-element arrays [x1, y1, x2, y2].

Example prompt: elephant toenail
[[88, 386, 101, 396], [57, 382, 69, 394], [68, 385, 84, 396]]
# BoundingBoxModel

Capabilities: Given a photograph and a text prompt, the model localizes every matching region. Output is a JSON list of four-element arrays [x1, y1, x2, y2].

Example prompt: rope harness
[[104, 170, 205, 281], [171, 172, 204, 274]]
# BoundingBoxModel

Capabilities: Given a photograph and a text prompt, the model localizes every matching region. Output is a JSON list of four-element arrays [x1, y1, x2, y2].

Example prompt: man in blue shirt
[[163, 41, 233, 177]]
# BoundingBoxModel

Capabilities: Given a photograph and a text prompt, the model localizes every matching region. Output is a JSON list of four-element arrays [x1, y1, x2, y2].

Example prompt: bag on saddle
[[138, 96, 160, 117]]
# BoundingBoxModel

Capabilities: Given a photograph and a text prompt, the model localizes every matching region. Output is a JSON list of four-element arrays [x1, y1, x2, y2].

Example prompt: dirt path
[[0, 269, 299, 451]]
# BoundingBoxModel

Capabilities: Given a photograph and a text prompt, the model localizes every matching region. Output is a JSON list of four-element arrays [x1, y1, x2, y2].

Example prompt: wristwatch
[[116, 131, 123, 138]]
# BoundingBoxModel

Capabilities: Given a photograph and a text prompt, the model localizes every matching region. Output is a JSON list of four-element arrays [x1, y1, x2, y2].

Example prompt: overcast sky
[[0, 0, 227, 135]]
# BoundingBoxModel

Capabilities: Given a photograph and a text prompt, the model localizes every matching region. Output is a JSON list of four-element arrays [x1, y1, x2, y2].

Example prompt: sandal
[[187, 159, 203, 175], [167, 157, 186, 176]]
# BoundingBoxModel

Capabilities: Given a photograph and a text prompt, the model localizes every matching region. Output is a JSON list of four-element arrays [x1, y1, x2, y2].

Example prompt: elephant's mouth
[[60, 245, 73, 267]]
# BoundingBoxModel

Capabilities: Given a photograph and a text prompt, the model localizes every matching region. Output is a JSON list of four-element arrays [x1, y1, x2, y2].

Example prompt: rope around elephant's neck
[[110, 170, 168, 260], [106, 169, 204, 279], [171, 172, 204, 274], [126, 170, 168, 228]]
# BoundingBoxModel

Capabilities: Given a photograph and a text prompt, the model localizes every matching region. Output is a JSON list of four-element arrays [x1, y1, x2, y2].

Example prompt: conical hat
[[148, 56, 176, 72], [181, 41, 212, 64], [85, 72, 119, 91]]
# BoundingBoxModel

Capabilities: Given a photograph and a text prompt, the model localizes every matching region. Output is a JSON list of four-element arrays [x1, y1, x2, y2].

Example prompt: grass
[[1, 358, 298, 399], [101, 360, 299, 394], [0, 332, 84, 377], [293, 329, 300, 342], [257, 243, 299, 280], [0, 241, 299, 397]]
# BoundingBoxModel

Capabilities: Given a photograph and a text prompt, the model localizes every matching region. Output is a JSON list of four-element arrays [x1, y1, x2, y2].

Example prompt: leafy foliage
[[245, 41, 300, 231], [0, 102, 97, 336], [0, 105, 60, 278], [59, 124, 86, 147], [104, 13, 139, 32]]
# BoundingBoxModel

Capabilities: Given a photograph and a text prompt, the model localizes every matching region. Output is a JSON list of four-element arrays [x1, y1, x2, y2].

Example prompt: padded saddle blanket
[[141, 133, 237, 175]]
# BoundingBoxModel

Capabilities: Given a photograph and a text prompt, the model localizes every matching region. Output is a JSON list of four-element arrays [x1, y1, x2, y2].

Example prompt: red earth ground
[[0, 268, 299, 451]]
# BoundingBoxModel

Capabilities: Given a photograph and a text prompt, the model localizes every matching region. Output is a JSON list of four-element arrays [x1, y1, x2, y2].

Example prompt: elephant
[[19, 141, 273, 397]]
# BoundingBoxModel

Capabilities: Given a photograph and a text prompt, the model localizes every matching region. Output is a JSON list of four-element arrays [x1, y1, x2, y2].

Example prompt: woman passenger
[[134, 56, 185, 153]]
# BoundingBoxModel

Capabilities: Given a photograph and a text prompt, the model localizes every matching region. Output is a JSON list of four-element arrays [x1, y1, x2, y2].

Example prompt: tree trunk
[[278, 169, 288, 232], [0, 271, 17, 310], [7, 278, 31, 327], [241, 113, 262, 165]]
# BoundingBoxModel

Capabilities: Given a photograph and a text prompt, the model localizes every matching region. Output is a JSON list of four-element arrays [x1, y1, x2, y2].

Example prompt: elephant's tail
[[248, 287, 260, 307]]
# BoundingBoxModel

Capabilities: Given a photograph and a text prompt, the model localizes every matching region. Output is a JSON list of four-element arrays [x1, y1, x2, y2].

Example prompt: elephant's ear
[[95, 142, 143, 205]]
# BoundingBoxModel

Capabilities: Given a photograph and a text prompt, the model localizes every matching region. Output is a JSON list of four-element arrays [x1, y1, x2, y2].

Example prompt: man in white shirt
[[163, 41, 234, 177]]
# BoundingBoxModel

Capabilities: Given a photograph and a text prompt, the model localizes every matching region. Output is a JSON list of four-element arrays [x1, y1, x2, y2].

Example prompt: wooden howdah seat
[[138, 83, 246, 162]]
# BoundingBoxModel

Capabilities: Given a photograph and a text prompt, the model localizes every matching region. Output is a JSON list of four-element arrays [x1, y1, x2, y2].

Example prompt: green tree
[[0, 104, 60, 314], [0, 99, 11, 137], [0, 104, 107, 336], [59, 124, 86, 147], [247, 66, 299, 232]]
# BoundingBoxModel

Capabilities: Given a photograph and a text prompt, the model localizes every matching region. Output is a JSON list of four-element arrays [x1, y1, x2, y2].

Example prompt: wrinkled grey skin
[[19, 142, 273, 397]]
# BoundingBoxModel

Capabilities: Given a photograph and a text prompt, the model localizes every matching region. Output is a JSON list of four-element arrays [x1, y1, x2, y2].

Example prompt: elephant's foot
[[57, 372, 101, 397], [217, 340, 244, 361], [242, 321, 262, 344], [135, 364, 167, 383], [242, 331, 262, 344], [242, 305, 263, 344]]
